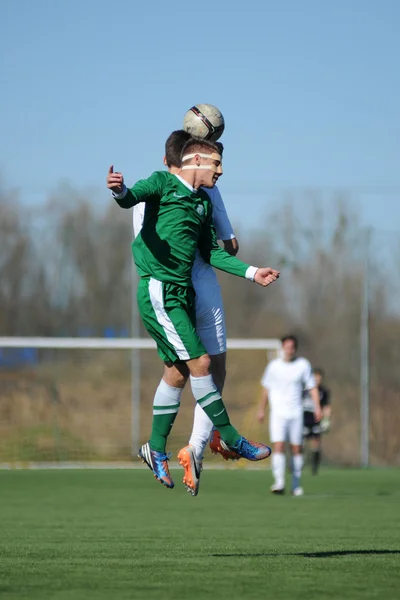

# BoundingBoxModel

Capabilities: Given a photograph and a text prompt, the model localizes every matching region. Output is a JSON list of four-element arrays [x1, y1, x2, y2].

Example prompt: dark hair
[[165, 130, 192, 168], [281, 335, 298, 349], [181, 137, 220, 164], [313, 368, 324, 377], [215, 141, 224, 156]]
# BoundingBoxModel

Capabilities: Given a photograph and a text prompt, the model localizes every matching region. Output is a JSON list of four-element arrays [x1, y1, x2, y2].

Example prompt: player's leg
[[138, 360, 187, 488], [209, 351, 227, 394], [186, 353, 271, 461], [187, 352, 238, 447], [149, 361, 188, 453], [189, 299, 228, 460], [207, 352, 241, 460], [310, 434, 322, 475], [304, 411, 322, 474], [173, 323, 227, 493], [189, 295, 240, 460], [190, 351, 240, 462], [137, 279, 209, 494], [269, 412, 287, 493], [302, 410, 313, 472], [188, 355, 226, 459], [137, 278, 191, 488], [289, 415, 305, 495], [187, 404, 211, 459], [189, 350, 240, 462]]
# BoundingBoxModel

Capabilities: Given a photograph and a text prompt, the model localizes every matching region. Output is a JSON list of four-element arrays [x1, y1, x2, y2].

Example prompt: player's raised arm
[[107, 165, 124, 193], [107, 168, 165, 209]]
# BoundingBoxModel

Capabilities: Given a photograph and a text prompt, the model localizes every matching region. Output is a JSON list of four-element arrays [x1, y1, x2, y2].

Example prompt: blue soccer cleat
[[138, 442, 174, 489], [230, 437, 272, 461]]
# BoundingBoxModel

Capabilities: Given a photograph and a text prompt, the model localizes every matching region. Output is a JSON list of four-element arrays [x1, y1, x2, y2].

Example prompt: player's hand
[[320, 416, 331, 433], [254, 267, 280, 287], [314, 406, 322, 423], [107, 165, 124, 194], [257, 409, 265, 423]]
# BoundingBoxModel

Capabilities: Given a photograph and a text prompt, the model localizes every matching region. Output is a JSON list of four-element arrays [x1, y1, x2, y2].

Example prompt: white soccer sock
[[291, 454, 304, 491], [153, 379, 183, 415], [272, 452, 286, 489], [188, 403, 213, 460], [189, 374, 221, 406]]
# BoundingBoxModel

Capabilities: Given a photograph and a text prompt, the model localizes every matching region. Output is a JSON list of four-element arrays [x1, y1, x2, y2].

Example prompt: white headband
[[181, 165, 219, 170], [181, 152, 221, 162]]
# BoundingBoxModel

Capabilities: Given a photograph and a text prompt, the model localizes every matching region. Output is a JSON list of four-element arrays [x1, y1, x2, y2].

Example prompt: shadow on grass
[[212, 549, 400, 559]]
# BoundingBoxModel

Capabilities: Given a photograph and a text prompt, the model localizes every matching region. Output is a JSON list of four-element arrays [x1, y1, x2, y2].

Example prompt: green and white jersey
[[114, 171, 255, 286]]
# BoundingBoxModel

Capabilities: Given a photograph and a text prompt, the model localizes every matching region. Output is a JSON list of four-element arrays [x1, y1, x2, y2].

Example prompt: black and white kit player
[[303, 368, 331, 475]]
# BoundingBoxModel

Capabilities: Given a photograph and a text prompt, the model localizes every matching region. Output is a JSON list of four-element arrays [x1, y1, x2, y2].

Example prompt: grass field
[[0, 468, 399, 599]]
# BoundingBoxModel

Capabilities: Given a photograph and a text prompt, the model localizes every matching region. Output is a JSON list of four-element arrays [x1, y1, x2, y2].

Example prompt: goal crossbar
[[0, 337, 281, 351]]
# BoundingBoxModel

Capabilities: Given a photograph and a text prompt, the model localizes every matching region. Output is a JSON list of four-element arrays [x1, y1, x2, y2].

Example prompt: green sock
[[199, 398, 241, 448], [149, 380, 182, 453], [150, 413, 178, 453]]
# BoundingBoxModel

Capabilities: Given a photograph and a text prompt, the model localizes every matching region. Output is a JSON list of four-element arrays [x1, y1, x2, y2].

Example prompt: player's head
[[180, 137, 223, 188], [281, 335, 298, 361], [313, 368, 324, 386], [164, 130, 192, 170]]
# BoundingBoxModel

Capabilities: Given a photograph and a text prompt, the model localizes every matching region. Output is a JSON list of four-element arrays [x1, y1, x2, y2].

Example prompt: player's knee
[[196, 353, 211, 375], [188, 354, 211, 377], [172, 370, 188, 387], [274, 442, 285, 453], [163, 362, 189, 388], [311, 438, 321, 450]]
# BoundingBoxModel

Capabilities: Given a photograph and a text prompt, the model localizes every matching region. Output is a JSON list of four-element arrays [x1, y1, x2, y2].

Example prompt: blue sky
[[1, 0, 399, 231]]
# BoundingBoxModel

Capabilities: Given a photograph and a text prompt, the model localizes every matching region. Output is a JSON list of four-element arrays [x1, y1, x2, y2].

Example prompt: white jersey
[[133, 184, 235, 290], [261, 357, 316, 417]]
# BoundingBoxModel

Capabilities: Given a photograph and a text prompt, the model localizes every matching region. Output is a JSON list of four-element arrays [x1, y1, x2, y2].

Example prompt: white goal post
[[0, 337, 281, 457], [0, 337, 282, 351]]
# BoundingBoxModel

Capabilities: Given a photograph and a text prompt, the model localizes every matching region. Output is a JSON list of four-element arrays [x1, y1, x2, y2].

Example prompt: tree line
[[1, 182, 399, 464]]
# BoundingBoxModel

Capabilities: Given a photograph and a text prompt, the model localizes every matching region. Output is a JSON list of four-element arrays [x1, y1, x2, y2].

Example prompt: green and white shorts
[[137, 277, 207, 363]]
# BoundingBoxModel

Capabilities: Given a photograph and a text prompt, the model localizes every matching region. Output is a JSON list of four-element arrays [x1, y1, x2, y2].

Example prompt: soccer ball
[[183, 104, 225, 142]]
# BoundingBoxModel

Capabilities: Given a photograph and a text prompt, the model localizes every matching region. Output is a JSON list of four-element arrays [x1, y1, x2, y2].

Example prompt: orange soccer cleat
[[177, 445, 202, 497], [209, 429, 241, 461]]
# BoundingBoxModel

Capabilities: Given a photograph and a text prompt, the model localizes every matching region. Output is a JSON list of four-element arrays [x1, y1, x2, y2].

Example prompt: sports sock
[[190, 374, 240, 448], [291, 454, 304, 490], [150, 379, 183, 453], [188, 403, 213, 460], [272, 452, 286, 489], [311, 449, 321, 475]]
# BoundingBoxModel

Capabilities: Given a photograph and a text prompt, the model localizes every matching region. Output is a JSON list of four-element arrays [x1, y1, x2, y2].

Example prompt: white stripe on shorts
[[148, 278, 190, 361]]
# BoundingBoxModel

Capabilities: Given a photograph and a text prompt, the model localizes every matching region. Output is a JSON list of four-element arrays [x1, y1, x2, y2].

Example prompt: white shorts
[[269, 412, 304, 445], [194, 285, 226, 356]]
